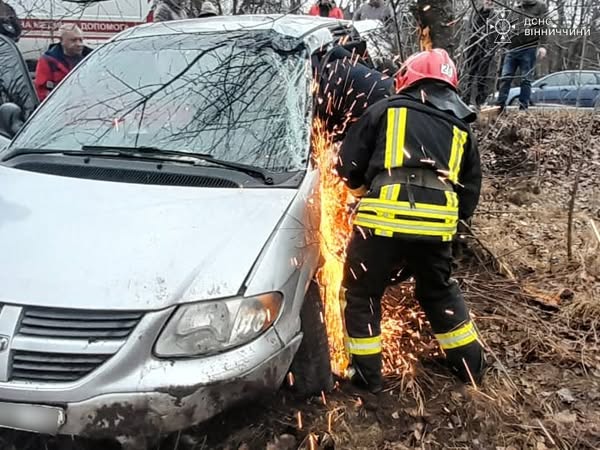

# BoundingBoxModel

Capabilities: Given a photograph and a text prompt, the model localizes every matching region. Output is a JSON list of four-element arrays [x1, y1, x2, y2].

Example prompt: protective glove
[[349, 184, 368, 198]]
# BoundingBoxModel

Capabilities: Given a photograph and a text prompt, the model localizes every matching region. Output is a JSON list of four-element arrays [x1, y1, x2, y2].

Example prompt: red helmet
[[394, 48, 458, 93]]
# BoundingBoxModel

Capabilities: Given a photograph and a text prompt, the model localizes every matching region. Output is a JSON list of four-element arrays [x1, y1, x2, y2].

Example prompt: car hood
[[0, 166, 297, 311]]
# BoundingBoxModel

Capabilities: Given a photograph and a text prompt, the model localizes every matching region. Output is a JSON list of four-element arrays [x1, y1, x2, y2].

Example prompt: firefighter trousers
[[341, 228, 485, 389]]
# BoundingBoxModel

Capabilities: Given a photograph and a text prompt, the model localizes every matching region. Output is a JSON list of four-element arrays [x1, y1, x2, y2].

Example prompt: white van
[[12, 0, 152, 70]]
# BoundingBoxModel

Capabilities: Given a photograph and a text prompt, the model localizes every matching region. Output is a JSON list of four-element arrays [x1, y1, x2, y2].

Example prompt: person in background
[[192, 0, 219, 18], [34, 25, 91, 101], [352, 0, 393, 22], [495, 0, 548, 110], [308, 0, 344, 19], [154, 0, 189, 22], [0, 0, 21, 42], [461, 0, 496, 108]]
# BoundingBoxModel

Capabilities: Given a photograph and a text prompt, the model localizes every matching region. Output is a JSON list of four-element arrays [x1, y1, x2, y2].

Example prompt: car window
[[539, 73, 572, 87], [8, 31, 312, 172], [573, 72, 598, 85]]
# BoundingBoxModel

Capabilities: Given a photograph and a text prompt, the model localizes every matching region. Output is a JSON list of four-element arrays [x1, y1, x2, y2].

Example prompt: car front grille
[[20, 307, 143, 339], [11, 351, 112, 382], [9, 307, 143, 383]]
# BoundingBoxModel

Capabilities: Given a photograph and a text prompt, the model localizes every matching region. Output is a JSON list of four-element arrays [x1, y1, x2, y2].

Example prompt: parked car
[[13, 0, 151, 71], [0, 14, 373, 446], [490, 70, 600, 107]]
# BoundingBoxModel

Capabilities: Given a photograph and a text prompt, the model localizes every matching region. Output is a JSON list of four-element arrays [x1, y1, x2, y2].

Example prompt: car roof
[[115, 14, 354, 47], [545, 70, 600, 75]]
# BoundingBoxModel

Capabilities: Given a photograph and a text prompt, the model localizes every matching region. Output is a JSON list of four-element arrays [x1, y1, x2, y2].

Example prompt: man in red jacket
[[308, 0, 344, 19], [34, 25, 92, 101]]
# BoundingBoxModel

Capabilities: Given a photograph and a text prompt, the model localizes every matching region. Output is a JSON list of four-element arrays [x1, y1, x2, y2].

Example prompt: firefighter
[[336, 48, 485, 393]]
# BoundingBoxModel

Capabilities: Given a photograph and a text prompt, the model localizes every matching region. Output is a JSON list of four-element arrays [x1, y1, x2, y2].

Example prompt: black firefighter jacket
[[337, 82, 482, 242], [314, 44, 393, 141]]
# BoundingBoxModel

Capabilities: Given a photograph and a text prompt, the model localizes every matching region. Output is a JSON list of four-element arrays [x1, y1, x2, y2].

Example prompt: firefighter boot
[[445, 340, 486, 385], [347, 354, 383, 394]]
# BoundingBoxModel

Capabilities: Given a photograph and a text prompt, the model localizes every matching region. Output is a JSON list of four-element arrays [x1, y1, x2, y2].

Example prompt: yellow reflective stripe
[[384, 108, 408, 169], [354, 214, 456, 239], [373, 185, 399, 237], [445, 191, 459, 210], [355, 213, 457, 230], [360, 197, 458, 213], [435, 322, 478, 350], [448, 126, 468, 183], [345, 335, 382, 355], [358, 205, 458, 222], [384, 109, 396, 169]]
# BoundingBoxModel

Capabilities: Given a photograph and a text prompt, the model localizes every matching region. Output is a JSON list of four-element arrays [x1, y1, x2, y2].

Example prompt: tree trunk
[[411, 0, 455, 55]]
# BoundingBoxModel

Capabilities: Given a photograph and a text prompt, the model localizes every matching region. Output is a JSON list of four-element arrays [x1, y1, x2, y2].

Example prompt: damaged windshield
[[8, 31, 312, 172]]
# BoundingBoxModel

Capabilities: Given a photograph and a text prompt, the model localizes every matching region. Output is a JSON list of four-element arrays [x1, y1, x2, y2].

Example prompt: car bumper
[[64, 334, 301, 438], [0, 307, 302, 438]]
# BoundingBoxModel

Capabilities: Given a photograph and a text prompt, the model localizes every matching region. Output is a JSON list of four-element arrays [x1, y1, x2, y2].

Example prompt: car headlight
[[154, 292, 283, 357]]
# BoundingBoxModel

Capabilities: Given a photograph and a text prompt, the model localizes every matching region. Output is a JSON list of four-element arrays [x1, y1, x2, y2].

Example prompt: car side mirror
[[0, 102, 24, 138], [537, 82, 546, 89]]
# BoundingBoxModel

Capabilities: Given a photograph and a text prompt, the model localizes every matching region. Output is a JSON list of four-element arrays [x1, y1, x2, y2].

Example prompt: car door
[[531, 72, 573, 105], [0, 34, 39, 120]]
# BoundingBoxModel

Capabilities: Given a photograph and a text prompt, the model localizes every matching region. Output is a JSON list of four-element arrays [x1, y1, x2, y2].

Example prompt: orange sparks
[[321, 390, 327, 405], [313, 118, 351, 374], [296, 411, 303, 430], [308, 433, 318, 450], [287, 372, 295, 387]]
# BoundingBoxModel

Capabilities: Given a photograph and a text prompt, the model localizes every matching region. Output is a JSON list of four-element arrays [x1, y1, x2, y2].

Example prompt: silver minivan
[[0, 15, 380, 446]]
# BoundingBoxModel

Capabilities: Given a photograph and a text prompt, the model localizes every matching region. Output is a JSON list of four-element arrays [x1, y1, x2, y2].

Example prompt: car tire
[[287, 281, 333, 397]]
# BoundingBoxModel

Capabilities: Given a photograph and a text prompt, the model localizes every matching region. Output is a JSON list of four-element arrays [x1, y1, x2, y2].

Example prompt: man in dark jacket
[[0, 0, 21, 42], [336, 49, 485, 394], [34, 25, 92, 101], [315, 42, 393, 141], [496, 0, 548, 110]]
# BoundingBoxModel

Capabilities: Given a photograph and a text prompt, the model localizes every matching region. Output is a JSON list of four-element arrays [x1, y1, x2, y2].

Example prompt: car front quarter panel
[[243, 169, 321, 345]]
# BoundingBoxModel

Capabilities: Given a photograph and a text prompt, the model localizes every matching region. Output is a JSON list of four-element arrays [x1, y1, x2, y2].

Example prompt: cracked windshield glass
[[9, 31, 311, 172]]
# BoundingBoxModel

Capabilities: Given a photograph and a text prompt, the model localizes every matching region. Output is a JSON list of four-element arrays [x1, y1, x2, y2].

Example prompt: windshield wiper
[[81, 145, 277, 185], [2, 145, 276, 185]]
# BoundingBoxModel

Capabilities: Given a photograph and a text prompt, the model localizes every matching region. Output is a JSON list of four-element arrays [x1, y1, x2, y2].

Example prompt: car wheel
[[288, 281, 333, 396]]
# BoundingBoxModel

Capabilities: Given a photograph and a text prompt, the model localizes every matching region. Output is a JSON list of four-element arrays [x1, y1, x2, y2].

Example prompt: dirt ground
[[2, 110, 599, 450]]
